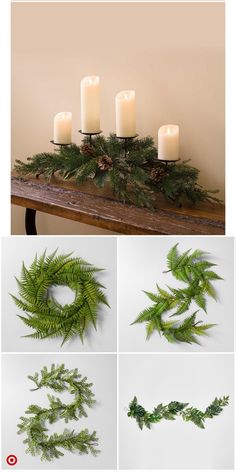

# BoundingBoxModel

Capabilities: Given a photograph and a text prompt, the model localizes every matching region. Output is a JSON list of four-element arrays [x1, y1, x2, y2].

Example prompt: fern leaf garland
[[11, 249, 109, 345], [128, 395, 229, 430], [132, 243, 223, 344], [18, 364, 100, 461]]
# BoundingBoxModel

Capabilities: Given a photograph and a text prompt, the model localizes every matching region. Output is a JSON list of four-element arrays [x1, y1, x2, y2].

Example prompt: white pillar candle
[[115, 90, 136, 138], [158, 125, 179, 161], [53, 112, 72, 144], [80, 76, 100, 133]]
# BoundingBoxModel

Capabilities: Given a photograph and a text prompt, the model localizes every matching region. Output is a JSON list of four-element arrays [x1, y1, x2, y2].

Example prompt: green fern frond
[[166, 243, 179, 270]]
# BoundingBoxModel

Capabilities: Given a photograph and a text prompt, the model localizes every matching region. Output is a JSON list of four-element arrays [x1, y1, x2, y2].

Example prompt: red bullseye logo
[[6, 455, 18, 466]]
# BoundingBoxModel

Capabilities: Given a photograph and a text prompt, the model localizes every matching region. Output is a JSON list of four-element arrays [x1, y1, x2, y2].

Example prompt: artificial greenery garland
[[14, 134, 221, 210], [132, 243, 223, 344], [128, 395, 229, 430], [18, 364, 100, 461], [11, 249, 109, 345]]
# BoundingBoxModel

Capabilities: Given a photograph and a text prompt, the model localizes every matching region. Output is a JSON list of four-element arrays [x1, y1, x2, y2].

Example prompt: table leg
[[25, 208, 37, 235]]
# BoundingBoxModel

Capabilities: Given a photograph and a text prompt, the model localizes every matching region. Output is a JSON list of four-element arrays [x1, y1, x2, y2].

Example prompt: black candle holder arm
[[115, 134, 139, 157], [78, 130, 103, 145], [50, 140, 72, 149]]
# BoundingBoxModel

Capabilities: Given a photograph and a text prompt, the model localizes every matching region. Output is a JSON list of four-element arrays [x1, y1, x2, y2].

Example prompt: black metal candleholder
[[116, 134, 139, 157], [157, 158, 180, 170], [78, 130, 102, 145], [50, 140, 72, 150]]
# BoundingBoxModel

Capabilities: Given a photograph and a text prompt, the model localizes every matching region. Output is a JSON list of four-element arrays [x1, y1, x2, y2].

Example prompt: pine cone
[[150, 167, 168, 183], [97, 154, 113, 171], [80, 143, 95, 156]]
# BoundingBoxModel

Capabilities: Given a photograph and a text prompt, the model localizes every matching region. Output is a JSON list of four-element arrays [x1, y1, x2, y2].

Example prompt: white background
[[2, 353, 117, 470], [1, 236, 117, 352], [119, 237, 234, 352], [119, 353, 234, 470]]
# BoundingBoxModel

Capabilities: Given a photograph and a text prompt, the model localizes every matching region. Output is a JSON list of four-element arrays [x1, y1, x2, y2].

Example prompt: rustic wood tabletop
[[11, 175, 225, 235]]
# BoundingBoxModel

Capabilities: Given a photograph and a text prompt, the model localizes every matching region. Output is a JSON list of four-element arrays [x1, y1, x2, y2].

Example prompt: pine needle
[[18, 364, 99, 462], [14, 134, 222, 209]]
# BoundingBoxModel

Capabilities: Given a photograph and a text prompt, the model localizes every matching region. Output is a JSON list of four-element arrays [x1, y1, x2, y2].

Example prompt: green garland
[[128, 395, 229, 430], [132, 243, 223, 344], [11, 249, 109, 346], [14, 134, 221, 210], [17, 364, 100, 461]]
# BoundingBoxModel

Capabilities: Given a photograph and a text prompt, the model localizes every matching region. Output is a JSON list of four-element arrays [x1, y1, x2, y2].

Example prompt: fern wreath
[[11, 250, 109, 345], [18, 364, 100, 461]]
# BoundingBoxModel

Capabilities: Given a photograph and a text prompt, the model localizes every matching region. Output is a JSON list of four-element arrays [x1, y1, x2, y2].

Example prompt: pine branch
[[128, 396, 229, 430], [14, 134, 222, 209], [11, 249, 109, 345], [132, 244, 223, 344], [18, 364, 100, 462], [28, 363, 95, 415]]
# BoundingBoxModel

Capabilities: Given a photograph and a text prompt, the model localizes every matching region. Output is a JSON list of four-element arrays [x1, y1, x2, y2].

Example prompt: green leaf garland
[[18, 364, 100, 461], [11, 249, 109, 345], [132, 243, 223, 344], [128, 395, 229, 430], [14, 134, 222, 210]]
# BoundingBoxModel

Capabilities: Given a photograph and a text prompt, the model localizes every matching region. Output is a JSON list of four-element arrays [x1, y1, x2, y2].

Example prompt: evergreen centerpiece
[[14, 134, 222, 210]]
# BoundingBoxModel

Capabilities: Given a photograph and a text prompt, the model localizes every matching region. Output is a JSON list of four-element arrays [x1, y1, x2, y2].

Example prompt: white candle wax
[[158, 125, 179, 161], [53, 112, 72, 144], [80, 76, 100, 133], [115, 90, 136, 138]]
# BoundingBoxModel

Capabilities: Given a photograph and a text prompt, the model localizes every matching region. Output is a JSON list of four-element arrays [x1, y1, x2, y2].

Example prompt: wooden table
[[11, 176, 225, 235]]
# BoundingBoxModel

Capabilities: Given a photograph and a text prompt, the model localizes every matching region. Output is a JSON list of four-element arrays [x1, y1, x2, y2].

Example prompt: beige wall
[[11, 2, 225, 235]]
